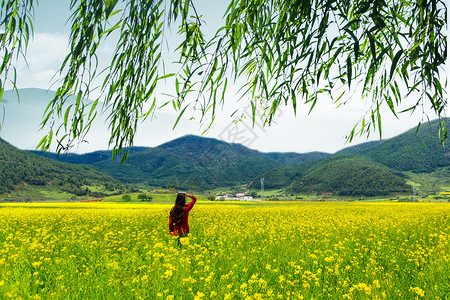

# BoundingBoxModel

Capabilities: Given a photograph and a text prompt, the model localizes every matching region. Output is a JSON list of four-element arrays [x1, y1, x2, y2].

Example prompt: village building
[[215, 193, 253, 201]]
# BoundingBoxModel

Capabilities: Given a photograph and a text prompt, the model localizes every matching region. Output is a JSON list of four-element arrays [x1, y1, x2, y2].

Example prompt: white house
[[240, 195, 253, 201], [215, 193, 254, 201], [215, 194, 236, 200]]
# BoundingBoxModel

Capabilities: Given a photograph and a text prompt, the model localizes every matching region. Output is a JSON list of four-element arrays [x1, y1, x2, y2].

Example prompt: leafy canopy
[[0, 0, 447, 160]]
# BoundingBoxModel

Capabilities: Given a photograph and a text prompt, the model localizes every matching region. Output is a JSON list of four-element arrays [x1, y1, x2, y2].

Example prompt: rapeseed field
[[0, 202, 448, 299]]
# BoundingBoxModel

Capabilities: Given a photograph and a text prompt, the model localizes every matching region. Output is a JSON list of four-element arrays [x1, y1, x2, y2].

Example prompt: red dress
[[169, 196, 197, 236]]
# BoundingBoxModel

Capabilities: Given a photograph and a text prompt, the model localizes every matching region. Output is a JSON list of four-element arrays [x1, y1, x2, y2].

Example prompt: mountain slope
[[93, 135, 284, 188], [335, 141, 381, 154], [358, 119, 449, 173], [253, 154, 410, 196], [254, 120, 449, 196], [264, 151, 329, 165], [28, 147, 149, 164], [0, 138, 122, 195], [89, 135, 328, 188], [289, 155, 410, 196]]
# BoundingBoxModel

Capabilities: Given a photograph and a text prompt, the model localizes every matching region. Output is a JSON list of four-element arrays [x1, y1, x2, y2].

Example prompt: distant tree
[[0, 0, 446, 159], [137, 193, 152, 202], [122, 194, 131, 202], [137, 193, 147, 201], [207, 195, 215, 201]]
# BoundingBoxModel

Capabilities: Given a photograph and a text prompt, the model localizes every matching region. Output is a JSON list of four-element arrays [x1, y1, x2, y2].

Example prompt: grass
[[38, 190, 74, 200], [405, 167, 450, 196], [1, 185, 74, 201], [0, 201, 448, 299], [104, 193, 210, 204]]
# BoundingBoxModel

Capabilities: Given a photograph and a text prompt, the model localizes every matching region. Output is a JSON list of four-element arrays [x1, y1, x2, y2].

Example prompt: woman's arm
[[185, 195, 197, 212]]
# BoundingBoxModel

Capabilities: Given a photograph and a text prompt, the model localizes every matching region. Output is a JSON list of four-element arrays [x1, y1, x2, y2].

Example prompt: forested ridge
[[28, 147, 149, 165], [358, 120, 450, 172], [251, 154, 410, 196], [91, 135, 320, 188], [3, 119, 448, 196], [289, 156, 410, 196], [251, 119, 448, 196], [0, 138, 122, 194]]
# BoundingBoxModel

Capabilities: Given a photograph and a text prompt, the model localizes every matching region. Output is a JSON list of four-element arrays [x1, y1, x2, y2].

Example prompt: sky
[[1, 1, 448, 154]]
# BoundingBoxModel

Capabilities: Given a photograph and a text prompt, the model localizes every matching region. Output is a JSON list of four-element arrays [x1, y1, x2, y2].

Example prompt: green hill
[[358, 119, 449, 173], [249, 162, 316, 190], [0, 138, 123, 196], [29, 134, 328, 189], [218, 155, 282, 183], [28, 147, 149, 164], [16, 119, 450, 195], [253, 119, 449, 196], [93, 135, 286, 188], [252, 153, 410, 196], [289, 155, 410, 196]]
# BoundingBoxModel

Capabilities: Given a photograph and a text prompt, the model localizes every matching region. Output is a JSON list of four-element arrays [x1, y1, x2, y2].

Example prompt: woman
[[169, 192, 197, 236]]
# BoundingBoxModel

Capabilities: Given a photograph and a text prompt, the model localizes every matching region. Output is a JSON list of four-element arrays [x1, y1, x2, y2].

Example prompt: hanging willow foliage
[[0, 0, 447, 161]]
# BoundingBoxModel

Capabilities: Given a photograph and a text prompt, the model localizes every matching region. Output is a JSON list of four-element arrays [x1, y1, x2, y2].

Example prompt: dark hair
[[170, 193, 186, 225]]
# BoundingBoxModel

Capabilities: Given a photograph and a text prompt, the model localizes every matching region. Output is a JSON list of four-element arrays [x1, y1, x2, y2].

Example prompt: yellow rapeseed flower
[[409, 287, 425, 297]]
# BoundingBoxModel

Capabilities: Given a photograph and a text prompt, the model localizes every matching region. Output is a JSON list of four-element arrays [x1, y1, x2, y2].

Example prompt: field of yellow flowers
[[0, 201, 448, 299]]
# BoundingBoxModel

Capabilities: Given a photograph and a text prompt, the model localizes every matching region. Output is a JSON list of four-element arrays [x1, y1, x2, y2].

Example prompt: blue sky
[[1, 1, 447, 154]]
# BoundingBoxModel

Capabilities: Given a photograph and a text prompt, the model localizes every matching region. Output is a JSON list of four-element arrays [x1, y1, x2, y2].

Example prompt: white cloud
[[12, 32, 69, 89]]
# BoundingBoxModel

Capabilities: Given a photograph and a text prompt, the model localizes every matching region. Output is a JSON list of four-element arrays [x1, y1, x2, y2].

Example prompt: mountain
[[25, 119, 449, 194], [89, 135, 328, 188], [92, 135, 276, 188], [28, 135, 329, 189], [335, 140, 381, 154], [289, 155, 410, 196], [28, 147, 150, 164], [0, 138, 123, 196], [356, 119, 449, 173], [254, 120, 449, 196], [252, 154, 410, 196]]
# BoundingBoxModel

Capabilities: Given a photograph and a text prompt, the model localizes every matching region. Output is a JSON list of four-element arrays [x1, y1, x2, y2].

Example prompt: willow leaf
[[389, 50, 403, 81]]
